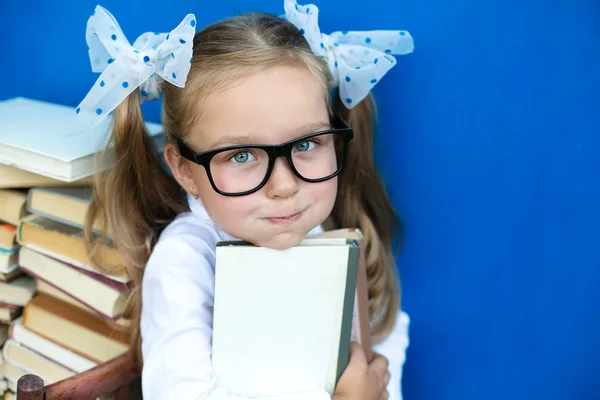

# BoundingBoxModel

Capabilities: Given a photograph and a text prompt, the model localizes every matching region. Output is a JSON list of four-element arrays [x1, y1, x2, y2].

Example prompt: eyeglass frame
[[175, 115, 354, 197]]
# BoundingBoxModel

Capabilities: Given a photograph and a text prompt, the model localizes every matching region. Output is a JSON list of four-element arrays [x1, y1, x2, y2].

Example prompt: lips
[[265, 209, 304, 224], [273, 211, 299, 219]]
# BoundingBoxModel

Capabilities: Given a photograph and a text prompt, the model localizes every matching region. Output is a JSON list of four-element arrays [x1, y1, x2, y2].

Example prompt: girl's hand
[[332, 342, 390, 400]]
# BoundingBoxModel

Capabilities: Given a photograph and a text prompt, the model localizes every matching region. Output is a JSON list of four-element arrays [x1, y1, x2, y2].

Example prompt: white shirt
[[141, 195, 410, 400]]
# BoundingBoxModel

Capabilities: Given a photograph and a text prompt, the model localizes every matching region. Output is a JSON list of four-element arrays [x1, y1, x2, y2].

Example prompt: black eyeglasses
[[176, 115, 354, 196]]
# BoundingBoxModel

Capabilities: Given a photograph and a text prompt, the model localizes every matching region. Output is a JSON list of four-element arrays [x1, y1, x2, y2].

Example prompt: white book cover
[[10, 318, 97, 374], [2, 341, 75, 384], [212, 240, 359, 398], [0, 97, 164, 182]]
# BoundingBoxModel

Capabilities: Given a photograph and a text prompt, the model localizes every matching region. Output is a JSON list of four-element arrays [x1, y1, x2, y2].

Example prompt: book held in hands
[[211, 229, 370, 398]]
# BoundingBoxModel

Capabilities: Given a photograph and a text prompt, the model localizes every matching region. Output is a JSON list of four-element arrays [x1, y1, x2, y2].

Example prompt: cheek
[[198, 186, 258, 233], [307, 177, 338, 219]]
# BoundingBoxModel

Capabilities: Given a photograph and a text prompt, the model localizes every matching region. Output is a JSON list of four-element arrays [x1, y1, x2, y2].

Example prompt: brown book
[[312, 228, 373, 361], [0, 190, 28, 227], [17, 215, 128, 281], [23, 294, 130, 364]]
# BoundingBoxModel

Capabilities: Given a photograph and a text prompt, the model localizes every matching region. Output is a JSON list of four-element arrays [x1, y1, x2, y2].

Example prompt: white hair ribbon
[[283, 0, 414, 109], [76, 5, 196, 125]]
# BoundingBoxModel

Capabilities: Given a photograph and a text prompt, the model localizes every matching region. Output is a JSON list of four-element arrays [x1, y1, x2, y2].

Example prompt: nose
[[265, 157, 299, 199]]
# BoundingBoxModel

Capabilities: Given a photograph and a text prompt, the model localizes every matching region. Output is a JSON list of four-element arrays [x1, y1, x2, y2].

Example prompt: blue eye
[[294, 140, 317, 152], [231, 151, 256, 164]]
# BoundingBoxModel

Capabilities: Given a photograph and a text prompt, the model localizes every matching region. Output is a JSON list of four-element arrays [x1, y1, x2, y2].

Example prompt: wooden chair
[[15, 351, 139, 400]]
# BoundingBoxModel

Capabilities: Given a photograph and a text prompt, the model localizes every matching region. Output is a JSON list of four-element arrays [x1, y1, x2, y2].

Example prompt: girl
[[79, 1, 413, 399]]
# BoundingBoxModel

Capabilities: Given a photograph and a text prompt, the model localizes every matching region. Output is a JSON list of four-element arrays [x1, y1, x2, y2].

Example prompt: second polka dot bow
[[283, 0, 414, 109], [76, 6, 196, 125]]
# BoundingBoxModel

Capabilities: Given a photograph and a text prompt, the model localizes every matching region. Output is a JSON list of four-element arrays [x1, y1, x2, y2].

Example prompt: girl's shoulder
[[145, 211, 223, 279], [159, 210, 222, 246]]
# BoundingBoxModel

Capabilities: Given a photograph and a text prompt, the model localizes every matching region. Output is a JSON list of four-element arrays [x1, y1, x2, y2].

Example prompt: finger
[[378, 390, 389, 400], [383, 370, 391, 386], [371, 352, 389, 369], [369, 354, 389, 376]]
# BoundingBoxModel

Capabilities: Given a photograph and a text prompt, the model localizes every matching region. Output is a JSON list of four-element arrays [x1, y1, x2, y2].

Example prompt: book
[[23, 294, 130, 364], [212, 236, 360, 397], [2, 340, 76, 383], [19, 247, 130, 321], [311, 229, 372, 361], [34, 280, 131, 328], [0, 276, 35, 306], [0, 97, 164, 182], [27, 187, 109, 235], [0, 252, 17, 275], [3, 359, 39, 385], [0, 190, 27, 227], [0, 303, 21, 325], [0, 323, 8, 346], [0, 164, 93, 189], [0, 225, 17, 253], [9, 318, 97, 374], [0, 269, 22, 284], [17, 215, 129, 283]]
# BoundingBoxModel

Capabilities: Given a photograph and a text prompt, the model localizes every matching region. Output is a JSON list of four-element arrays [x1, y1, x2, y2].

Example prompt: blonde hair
[[85, 12, 401, 370]]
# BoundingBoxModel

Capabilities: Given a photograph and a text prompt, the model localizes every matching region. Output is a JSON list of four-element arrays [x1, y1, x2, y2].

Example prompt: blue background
[[2, 0, 599, 399]]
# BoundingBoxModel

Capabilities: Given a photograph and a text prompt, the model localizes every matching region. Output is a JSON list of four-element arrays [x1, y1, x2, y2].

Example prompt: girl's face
[[167, 65, 338, 250]]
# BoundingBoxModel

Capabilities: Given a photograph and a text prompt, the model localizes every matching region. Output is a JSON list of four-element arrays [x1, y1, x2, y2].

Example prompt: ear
[[163, 142, 196, 196]]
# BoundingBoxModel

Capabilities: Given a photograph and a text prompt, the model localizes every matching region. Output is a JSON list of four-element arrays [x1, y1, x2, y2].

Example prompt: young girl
[[79, 2, 413, 399]]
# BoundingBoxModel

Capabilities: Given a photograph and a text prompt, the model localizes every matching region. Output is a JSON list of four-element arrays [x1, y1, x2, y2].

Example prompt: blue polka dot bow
[[283, 0, 414, 109], [76, 6, 196, 124]]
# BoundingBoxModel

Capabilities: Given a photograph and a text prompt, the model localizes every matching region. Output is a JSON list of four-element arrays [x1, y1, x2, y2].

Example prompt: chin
[[253, 232, 306, 250]]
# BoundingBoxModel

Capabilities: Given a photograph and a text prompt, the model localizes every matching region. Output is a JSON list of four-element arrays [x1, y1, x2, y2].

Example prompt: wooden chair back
[[16, 351, 138, 400]]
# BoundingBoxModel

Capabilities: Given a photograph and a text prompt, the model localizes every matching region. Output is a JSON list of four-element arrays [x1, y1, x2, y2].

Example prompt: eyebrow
[[206, 120, 331, 150]]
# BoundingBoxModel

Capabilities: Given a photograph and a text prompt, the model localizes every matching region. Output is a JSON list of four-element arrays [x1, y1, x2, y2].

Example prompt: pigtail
[[324, 93, 402, 343], [84, 90, 188, 370]]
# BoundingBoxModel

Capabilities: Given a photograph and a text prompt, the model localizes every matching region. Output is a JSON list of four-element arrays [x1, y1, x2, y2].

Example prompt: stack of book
[[0, 97, 163, 397], [0, 189, 34, 396]]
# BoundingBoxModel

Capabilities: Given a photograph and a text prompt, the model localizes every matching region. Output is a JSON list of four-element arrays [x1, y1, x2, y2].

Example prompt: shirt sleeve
[[372, 311, 410, 400], [140, 232, 332, 400]]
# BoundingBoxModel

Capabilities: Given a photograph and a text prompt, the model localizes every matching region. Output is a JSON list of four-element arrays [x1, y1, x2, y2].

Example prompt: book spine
[[335, 245, 360, 389]]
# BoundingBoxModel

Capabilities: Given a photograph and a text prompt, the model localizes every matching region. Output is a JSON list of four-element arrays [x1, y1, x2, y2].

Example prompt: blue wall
[[2, 0, 600, 399]]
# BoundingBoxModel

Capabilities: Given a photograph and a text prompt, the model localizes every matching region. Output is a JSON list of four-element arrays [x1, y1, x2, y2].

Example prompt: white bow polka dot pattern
[[283, 0, 414, 109], [76, 6, 196, 126]]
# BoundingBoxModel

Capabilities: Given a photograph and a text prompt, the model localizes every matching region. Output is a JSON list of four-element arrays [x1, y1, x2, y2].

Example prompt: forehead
[[186, 65, 330, 150]]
